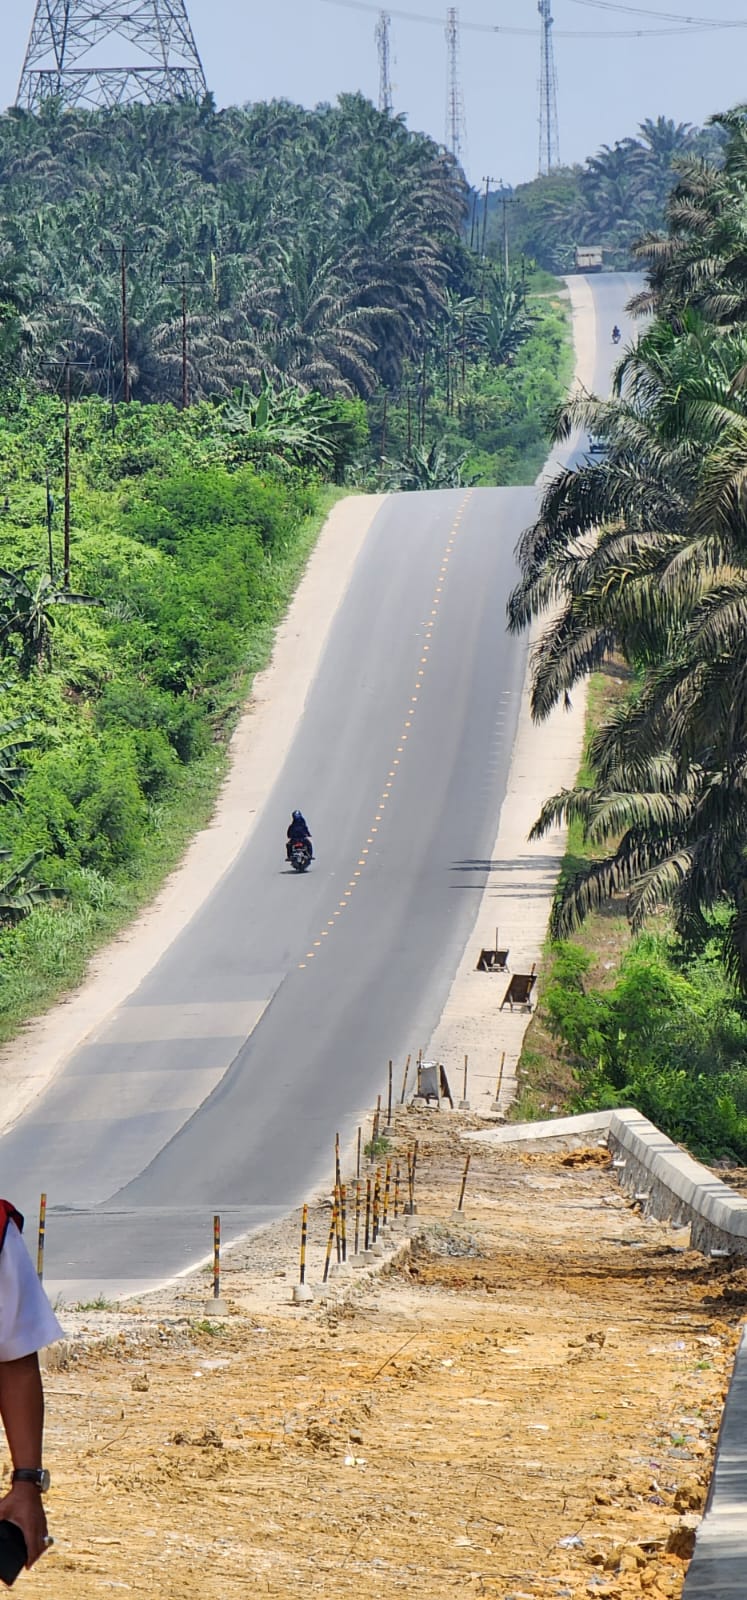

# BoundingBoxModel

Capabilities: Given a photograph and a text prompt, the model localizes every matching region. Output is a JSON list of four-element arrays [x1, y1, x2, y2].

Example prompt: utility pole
[[538, 0, 560, 176], [17, 0, 207, 111], [63, 362, 71, 590], [481, 176, 495, 258], [445, 7, 466, 167], [181, 272, 189, 410], [120, 243, 131, 403], [376, 12, 393, 114]]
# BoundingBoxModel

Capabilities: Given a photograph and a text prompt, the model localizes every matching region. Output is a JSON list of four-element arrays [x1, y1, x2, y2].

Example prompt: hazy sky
[[3, 0, 747, 186]]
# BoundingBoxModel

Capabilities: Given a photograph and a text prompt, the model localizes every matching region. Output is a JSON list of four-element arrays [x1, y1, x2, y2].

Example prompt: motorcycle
[[289, 837, 313, 872]]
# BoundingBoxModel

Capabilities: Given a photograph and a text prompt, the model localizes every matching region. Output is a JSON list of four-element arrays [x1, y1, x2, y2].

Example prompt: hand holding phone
[[0, 1522, 27, 1588]]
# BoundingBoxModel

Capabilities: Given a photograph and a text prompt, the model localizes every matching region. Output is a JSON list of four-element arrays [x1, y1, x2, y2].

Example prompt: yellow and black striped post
[[463, 1054, 469, 1103], [36, 1193, 47, 1283], [492, 1050, 506, 1110], [387, 1060, 393, 1128], [364, 1176, 372, 1251], [393, 1162, 401, 1219], [334, 1183, 342, 1263], [372, 1168, 381, 1242], [340, 1183, 348, 1264], [382, 1158, 391, 1226], [411, 1140, 419, 1208], [299, 1203, 308, 1285], [356, 1125, 362, 1181], [212, 1214, 221, 1300], [323, 1198, 338, 1283], [335, 1132, 342, 1192], [354, 1179, 361, 1255], [456, 1153, 471, 1213], [400, 1052, 411, 1104]]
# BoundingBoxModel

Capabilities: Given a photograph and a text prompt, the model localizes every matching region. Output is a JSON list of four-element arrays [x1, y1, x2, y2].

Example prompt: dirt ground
[[23, 1111, 745, 1600]]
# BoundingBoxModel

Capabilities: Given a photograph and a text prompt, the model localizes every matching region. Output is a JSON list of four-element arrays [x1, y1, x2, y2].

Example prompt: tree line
[[490, 116, 724, 275]]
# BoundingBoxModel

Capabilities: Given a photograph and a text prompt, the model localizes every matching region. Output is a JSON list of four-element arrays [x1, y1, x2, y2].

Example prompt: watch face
[[38, 1470, 51, 1493]]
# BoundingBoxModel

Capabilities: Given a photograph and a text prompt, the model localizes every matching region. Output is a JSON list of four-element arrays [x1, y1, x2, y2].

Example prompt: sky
[[3, 0, 747, 186]]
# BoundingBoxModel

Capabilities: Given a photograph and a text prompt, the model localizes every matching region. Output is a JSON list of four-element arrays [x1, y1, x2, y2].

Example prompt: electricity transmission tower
[[375, 11, 393, 115], [16, 0, 208, 113], [537, 0, 560, 176], [445, 6, 466, 168]]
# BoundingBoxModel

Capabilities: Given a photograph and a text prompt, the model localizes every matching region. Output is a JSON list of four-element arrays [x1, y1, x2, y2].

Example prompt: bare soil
[[25, 1111, 745, 1600]]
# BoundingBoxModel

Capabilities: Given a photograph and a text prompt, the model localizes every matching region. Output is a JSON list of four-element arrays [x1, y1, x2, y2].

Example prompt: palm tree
[[0, 849, 64, 925], [507, 305, 747, 986], [0, 569, 101, 675]]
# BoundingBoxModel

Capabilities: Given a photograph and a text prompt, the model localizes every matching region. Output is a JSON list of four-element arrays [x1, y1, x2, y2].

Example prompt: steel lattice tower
[[17, 1, 208, 113], [538, 0, 560, 175], [445, 6, 466, 168], [375, 11, 393, 115]]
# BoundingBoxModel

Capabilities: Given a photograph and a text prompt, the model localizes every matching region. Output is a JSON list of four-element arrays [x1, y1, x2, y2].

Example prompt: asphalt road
[[0, 273, 639, 1298]]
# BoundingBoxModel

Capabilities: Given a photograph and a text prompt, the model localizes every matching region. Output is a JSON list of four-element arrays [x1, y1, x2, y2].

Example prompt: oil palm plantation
[[508, 273, 747, 984]]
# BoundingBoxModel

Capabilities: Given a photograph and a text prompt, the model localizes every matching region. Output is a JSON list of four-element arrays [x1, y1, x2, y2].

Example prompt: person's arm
[[0, 1354, 49, 1565]]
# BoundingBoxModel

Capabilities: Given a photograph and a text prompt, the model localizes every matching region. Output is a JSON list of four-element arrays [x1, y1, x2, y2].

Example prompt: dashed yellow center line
[[297, 489, 472, 969]]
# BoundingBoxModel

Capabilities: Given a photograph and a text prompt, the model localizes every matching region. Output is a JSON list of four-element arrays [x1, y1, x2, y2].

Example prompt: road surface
[[0, 274, 639, 1298]]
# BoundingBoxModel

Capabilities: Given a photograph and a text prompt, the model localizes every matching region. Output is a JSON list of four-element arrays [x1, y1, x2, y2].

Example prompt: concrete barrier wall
[[607, 1109, 747, 1256]]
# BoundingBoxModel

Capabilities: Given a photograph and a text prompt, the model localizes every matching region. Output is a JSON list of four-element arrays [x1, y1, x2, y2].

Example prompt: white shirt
[[0, 1219, 64, 1361]]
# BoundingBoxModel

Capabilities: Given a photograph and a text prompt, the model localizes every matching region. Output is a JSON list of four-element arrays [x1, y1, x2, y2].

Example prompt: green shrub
[[545, 935, 747, 1160]]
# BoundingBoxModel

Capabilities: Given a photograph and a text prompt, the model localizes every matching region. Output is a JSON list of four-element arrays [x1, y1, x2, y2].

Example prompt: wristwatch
[[11, 1468, 50, 1492]]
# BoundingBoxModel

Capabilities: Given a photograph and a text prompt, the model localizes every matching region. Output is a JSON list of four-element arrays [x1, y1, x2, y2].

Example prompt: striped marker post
[[354, 1180, 361, 1255], [356, 1126, 362, 1181], [456, 1153, 471, 1214], [364, 1176, 372, 1252], [491, 1051, 506, 1113], [323, 1198, 338, 1284], [400, 1053, 411, 1104], [372, 1169, 381, 1243], [393, 1162, 401, 1219], [299, 1203, 308, 1284], [36, 1193, 47, 1283], [382, 1158, 391, 1227], [292, 1204, 314, 1304], [212, 1214, 221, 1300], [386, 1060, 393, 1130], [334, 1183, 342, 1262], [340, 1183, 348, 1264]]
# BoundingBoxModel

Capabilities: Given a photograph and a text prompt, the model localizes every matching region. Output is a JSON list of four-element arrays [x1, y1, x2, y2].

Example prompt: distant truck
[[574, 245, 603, 272]]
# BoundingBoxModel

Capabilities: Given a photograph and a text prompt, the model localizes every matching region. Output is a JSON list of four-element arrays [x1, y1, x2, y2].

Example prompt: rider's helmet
[[292, 809, 303, 821]]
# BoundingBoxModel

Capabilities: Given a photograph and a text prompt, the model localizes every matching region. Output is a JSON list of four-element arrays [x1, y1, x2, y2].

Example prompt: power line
[[318, 0, 747, 37]]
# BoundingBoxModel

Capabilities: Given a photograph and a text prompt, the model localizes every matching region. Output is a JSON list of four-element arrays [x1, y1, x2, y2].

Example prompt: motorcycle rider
[[612, 324, 621, 344], [286, 809, 313, 861]]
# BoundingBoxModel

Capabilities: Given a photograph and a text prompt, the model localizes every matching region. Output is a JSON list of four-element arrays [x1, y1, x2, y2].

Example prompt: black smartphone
[[0, 1522, 27, 1587]]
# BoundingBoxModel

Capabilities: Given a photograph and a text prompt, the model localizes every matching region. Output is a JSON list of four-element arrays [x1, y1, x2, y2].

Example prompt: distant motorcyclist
[[286, 809, 313, 861], [612, 324, 621, 344]]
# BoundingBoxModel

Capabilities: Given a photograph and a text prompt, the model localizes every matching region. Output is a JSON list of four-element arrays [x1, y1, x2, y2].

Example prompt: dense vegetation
[[510, 104, 747, 1155], [0, 95, 569, 486], [0, 391, 351, 1033], [487, 116, 723, 275]]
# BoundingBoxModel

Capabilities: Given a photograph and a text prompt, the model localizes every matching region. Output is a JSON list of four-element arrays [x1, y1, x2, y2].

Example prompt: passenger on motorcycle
[[286, 809, 313, 861]]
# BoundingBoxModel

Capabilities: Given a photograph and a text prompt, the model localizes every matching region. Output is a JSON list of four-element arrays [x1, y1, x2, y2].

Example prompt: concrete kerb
[[682, 1329, 747, 1599], [607, 1108, 747, 1254]]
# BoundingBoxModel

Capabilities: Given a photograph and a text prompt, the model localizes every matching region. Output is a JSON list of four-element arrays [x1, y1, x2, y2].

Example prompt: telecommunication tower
[[16, 0, 208, 113], [538, 0, 560, 175], [375, 11, 393, 115], [445, 6, 466, 168]]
